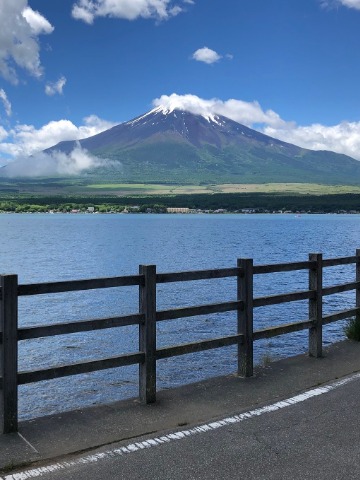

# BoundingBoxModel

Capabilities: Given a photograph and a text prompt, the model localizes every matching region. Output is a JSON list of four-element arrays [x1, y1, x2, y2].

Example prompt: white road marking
[[3, 372, 360, 480], [17, 433, 39, 454]]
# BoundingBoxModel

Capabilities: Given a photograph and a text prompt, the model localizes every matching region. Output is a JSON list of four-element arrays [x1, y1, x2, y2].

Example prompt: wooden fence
[[1, 250, 360, 434]]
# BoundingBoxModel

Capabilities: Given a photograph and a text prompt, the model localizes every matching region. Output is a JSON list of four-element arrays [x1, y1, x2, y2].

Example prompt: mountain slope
[[47, 107, 360, 185]]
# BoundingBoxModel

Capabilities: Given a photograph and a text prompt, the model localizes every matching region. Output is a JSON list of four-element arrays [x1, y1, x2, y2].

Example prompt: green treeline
[[0, 193, 360, 213]]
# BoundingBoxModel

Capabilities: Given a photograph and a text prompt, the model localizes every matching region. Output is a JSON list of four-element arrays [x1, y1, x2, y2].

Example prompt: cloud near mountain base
[[264, 121, 360, 161], [0, 115, 116, 160], [2, 144, 117, 177]]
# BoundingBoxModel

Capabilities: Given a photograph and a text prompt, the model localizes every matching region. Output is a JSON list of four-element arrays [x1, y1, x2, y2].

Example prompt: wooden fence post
[[237, 259, 253, 377], [139, 265, 157, 404], [309, 253, 323, 357], [356, 249, 360, 322], [0, 274, 18, 434]]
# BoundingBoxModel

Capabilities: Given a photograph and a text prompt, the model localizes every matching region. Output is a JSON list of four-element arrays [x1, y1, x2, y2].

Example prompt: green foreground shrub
[[344, 316, 360, 341]]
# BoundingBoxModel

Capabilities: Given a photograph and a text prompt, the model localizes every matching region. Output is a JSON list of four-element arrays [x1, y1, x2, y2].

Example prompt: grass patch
[[87, 183, 168, 190], [344, 316, 360, 341], [84, 182, 360, 196], [3, 178, 360, 197], [260, 352, 275, 367]]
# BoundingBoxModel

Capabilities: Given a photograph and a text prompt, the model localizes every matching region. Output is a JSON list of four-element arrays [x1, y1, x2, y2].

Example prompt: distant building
[[167, 207, 190, 213], [240, 208, 255, 214]]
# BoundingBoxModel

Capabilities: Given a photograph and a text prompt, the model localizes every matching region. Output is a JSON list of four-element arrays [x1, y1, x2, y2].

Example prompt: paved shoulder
[[4, 372, 360, 480]]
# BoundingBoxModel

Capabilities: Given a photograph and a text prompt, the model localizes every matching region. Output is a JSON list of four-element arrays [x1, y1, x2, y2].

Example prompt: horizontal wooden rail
[[322, 256, 357, 267], [18, 313, 143, 340], [254, 290, 315, 308], [17, 275, 143, 297], [156, 267, 240, 283], [253, 261, 313, 274], [156, 301, 242, 322], [322, 281, 359, 296], [156, 334, 243, 359], [254, 319, 314, 340], [18, 352, 144, 385], [322, 307, 360, 325]]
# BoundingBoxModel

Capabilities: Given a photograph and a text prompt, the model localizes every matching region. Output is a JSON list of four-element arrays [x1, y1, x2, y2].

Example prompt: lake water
[[0, 213, 359, 419]]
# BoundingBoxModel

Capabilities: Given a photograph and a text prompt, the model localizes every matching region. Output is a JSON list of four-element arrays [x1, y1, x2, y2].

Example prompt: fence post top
[[237, 258, 253, 265], [0, 275, 18, 292], [139, 265, 156, 273], [309, 253, 323, 260]]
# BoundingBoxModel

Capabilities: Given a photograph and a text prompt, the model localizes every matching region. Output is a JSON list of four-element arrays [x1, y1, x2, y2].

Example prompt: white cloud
[[71, 0, 190, 24], [45, 76, 67, 96], [0, 115, 119, 177], [22, 6, 54, 35], [0, 115, 117, 160], [0, 89, 12, 116], [153, 93, 288, 128], [153, 93, 360, 160], [0, 0, 54, 84], [192, 47, 222, 64], [264, 122, 360, 161], [2, 144, 116, 177], [0, 126, 8, 142], [321, 0, 360, 9], [340, 0, 360, 8]]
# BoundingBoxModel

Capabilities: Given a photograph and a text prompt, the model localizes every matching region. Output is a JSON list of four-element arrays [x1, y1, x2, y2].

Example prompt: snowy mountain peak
[[152, 104, 225, 126], [127, 104, 226, 128]]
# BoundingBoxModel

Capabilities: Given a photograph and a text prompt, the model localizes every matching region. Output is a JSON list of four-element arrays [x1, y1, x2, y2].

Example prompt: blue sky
[[1, 0, 360, 174]]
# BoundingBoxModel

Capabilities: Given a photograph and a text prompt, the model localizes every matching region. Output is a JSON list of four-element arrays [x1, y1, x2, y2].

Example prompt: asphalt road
[[5, 373, 360, 480]]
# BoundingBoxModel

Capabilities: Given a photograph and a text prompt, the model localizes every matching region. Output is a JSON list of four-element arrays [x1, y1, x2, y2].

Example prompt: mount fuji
[[46, 106, 360, 185]]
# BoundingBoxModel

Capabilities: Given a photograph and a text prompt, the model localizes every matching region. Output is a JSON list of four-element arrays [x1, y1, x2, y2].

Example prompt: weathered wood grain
[[322, 307, 360, 325], [356, 250, 360, 324], [18, 313, 143, 340], [18, 352, 144, 384], [322, 256, 356, 267], [322, 281, 359, 296], [156, 334, 243, 359], [309, 253, 323, 358], [156, 301, 242, 322], [254, 319, 314, 340], [253, 261, 313, 274], [238, 258, 253, 377], [18, 275, 142, 296], [253, 290, 314, 308], [156, 267, 240, 283], [0, 275, 18, 434], [139, 265, 157, 404]]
